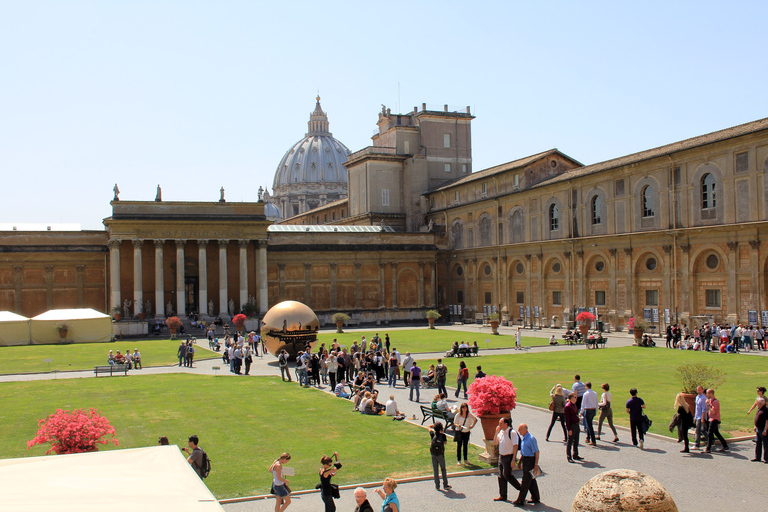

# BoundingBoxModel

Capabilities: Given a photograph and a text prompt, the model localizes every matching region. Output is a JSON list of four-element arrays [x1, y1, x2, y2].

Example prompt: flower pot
[[58, 330, 68, 339], [138, 313, 146, 321], [428, 317, 436, 329], [634, 328, 644, 345], [479, 412, 510, 441], [490, 320, 499, 335], [335, 320, 344, 333], [170, 328, 178, 340], [579, 324, 589, 338], [113, 313, 122, 322]]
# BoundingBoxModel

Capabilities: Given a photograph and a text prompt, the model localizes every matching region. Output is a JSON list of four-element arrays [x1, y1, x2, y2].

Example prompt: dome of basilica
[[271, 97, 351, 218]]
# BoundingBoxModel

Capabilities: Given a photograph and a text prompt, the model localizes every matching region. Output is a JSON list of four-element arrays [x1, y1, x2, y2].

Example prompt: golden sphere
[[261, 301, 319, 358]]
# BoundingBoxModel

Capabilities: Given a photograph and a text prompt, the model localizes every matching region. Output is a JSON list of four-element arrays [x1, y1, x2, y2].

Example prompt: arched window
[[702, 173, 716, 209], [479, 215, 492, 246], [451, 221, 464, 249], [510, 209, 524, 243], [642, 185, 655, 217], [549, 203, 559, 231], [591, 195, 603, 225]]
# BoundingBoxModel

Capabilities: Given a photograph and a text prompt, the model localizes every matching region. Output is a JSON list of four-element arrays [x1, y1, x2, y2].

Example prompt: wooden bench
[[94, 364, 129, 377], [587, 338, 608, 349], [420, 405, 455, 430]]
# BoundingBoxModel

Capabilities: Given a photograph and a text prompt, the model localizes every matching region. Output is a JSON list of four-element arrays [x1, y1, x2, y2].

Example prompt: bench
[[94, 364, 129, 377], [586, 338, 608, 349], [420, 405, 455, 431]]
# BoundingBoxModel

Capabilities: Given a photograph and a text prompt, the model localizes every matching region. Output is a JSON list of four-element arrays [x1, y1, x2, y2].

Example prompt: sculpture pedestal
[[479, 439, 499, 465]]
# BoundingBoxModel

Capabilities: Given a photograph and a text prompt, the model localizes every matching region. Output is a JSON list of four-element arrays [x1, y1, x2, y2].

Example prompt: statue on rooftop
[[219, 187, 226, 202], [258, 186, 264, 202], [113, 184, 120, 201], [155, 185, 162, 202]]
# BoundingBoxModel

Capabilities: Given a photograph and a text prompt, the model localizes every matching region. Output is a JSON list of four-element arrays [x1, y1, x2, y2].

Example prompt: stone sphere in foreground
[[261, 301, 319, 358], [572, 469, 677, 512]]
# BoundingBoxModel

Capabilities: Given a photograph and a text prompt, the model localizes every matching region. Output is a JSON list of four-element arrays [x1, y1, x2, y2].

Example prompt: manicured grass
[[0, 374, 488, 498], [417, 347, 766, 437], [0, 339, 218, 374], [316, 328, 547, 354]]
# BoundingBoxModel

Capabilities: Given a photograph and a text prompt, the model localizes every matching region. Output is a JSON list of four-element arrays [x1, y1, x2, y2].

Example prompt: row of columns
[[109, 238, 268, 319]]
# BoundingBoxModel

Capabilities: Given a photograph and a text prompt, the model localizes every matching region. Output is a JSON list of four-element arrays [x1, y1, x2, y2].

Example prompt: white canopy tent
[[0, 446, 223, 511], [0, 311, 31, 346], [30, 308, 113, 344]]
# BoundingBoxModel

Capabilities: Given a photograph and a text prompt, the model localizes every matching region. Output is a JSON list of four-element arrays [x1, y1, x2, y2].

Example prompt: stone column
[[391, 262, 399, 309], [536, 254, 543, 327], [726, 242, 739, 323], [304, 263, 312, 307], [154, 240, 165, 318], [133, 239, 143, 317], [417, 262, 426, 307], [471, 258, 478, 313], [76, 265, 85, 307], [44, 265, 54, 310], [379, 263, 386, 309], [575, 250, 584, 307], [750, 240, 761, 320], [257, 240, 269, 314], [563, 252, 572, 324], [330, 263, 338, 309], [175, 240, 186, 318], [662, 245, 672, 325], [624, 248, 634, 316], [491, 257, 499, 309], [525, 254, 532, 327], [463, 259, 470, 316], [500, 255, 508, 312], [430, 262, 436, 308], [108, 239, 122, 313], [13, 265, 23, 313], [239, 240, 248, 311], [198, 240, 208, 317], [277, 263, 286, 302], [218, 240, 229, 316], [354, 263, 362, 309], [680, 244, 691, 318], [609, 248, 618, 328]]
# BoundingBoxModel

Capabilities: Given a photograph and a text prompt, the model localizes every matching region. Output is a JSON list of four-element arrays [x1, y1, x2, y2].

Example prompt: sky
[[2, 1, 766, 230]]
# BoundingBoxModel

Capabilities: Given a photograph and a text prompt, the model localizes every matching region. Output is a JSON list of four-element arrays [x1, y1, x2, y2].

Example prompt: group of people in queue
[[668, 322, 767, 352]]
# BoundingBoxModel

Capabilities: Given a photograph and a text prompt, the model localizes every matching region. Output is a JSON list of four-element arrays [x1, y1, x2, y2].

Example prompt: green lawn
[[0, 374, 488, 498], [417, 347, 765, 438], [0, 339, 218, 374], [316, 328, 547, 354]]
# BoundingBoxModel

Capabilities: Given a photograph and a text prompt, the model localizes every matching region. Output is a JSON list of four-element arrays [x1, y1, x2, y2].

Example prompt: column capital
[[575, 250, 584, 258], [608, 248, 618, 256], [749, 240, 761, 250], [197, 239, 208, 248], [277, 263, 286, 271], [727, 241, 739, 251], [175, 239, 186, 248], [154, 239, 166, 248], [536, 253, 543, 263], [44, 265, 54, 273], [419, 261, 426, 268], [132, 239, 144, 249], [379, 262, 386, 270], [330, 263, 337, 271], [76, 264, 85, 273], [107, 239, 122, 249], [257, 239, 268, 249], [13, 265, 23, 274], [680, 243, 691, 254], [563, 251, 571, 259], [391, 262, 399, 269], [304, 263, 312, 271], [471, 258, 477, 265], [238, 239, 249, 249], [525, 253, 532, 261], [501, 255, 508, 264], [623, 247, 632, 256], [218, 239, 229, 247], [662, 244, 672, 254]]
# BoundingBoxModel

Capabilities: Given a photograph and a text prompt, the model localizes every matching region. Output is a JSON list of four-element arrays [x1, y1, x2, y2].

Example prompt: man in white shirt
[[492, 417, 520, 502], [401, 352, 414, 386], [580, 382, 599, 445]]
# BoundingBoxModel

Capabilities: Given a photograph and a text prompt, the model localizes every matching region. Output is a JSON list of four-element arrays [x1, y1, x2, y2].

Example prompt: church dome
[[272, 97, 351, 218]]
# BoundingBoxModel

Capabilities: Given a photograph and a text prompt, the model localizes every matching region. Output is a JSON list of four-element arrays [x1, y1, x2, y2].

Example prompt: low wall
[[113, 321, 148, 337]]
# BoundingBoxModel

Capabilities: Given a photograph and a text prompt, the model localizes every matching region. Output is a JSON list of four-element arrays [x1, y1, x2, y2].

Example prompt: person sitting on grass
[[549, 334, 558, 345], [335, 379, 350, 399], [386, 395, 405, 420]]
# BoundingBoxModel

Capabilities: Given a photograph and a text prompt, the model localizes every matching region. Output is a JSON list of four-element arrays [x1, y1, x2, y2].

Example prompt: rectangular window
[[595, 290, 606, 306], [444, 133, 451, 148], [735, 151, 749, 173], [615, 179, 625, 196], [454, 190, 459, 205], [462, 164, 467, 173], [457, 290, 464, 304], [514, 174, 519, 190], [467, 228, 474, 248], [403, 140, 410, 154], [484, 292, 492, 304], [705, 289, 721, 307], [332, 212, 335, 220], [516, 291, 525, 304], [482, 183, 487, 198], [381, 189, 390, 207], [430, 196, 435, 209], [645, 289, 659, 306], [445, 163, 451, 173], [552, 291, 562, 306], [498, 222, 503, 244]]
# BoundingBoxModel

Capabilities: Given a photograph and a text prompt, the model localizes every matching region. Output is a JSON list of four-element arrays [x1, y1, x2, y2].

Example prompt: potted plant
[[232, 313, 247, 333], [165, 316, 182, 339], [575, 311, 596, 338], [468, 375, 517, 456], [56, 323, 69, 340], [332, 312, 350, 333], [628, 316, 650, 344], [677, 363, 726, 412], [489, 312, 500, 335], [27, 408, 119, 454], [137, 303, 146, 321], [111, 306, 122, 322], [426, 309, 441, 329], [242, 299, 259, 318]]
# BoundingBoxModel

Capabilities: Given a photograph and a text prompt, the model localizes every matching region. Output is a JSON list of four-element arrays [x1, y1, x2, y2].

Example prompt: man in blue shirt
[[694, 385, 708, 449], [513, 423, 540, 506], [572, 374, 586, 409]]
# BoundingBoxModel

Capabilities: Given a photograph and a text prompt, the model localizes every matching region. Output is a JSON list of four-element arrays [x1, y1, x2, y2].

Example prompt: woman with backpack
[[428, 423, 451, 491], [455, 360, 469, 399], [318, 452, 342, 512]]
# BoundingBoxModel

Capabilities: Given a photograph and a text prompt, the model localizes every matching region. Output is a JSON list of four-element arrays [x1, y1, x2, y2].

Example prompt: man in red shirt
[[564, 392, 583, 463], [705, 388, 729, 453]]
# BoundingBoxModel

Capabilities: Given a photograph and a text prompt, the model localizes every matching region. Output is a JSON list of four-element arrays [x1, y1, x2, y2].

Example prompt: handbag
[[331, 483, 340, 499], [548, 401, 555, 411], [453, 416, 468, 442]]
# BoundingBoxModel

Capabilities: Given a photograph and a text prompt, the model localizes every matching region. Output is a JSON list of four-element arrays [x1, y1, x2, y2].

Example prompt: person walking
[[752, 397, 768, 462], [513, 423, 541, 506], [694, 385, 708, 448], [453, 402, 477, 465], [572, 375, 586, 410], [455, 360, 469, 399], [564, 392, 583, 462], [278, 350, 291, 382], [515, 327, 522, 350], [409, 361, 421, 402], [626, 388, 646, 449], [596, 383, 619, 443], [546, 384, 568, 442], [269, 453, 292, 512], [705, 388, 729, 453], [374, 478, 399, 512], [435, 359, 448, 396], [401, 352, 413, 387], [428, 423, 451, 491], [674, 393, 694, 453], [580, 382, 598, 445], [493, 417, 521, 502], [177, 341, 186, 366], [318, 452, 342, 512]]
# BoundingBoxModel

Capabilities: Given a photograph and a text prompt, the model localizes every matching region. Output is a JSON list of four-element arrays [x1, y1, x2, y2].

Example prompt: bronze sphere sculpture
[[261, 301, 319, 358]]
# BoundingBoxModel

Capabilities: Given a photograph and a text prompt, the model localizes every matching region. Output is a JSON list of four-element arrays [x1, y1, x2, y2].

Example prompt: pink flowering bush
[[468, 375, 517, 416], [627, 316, 650, 331], [232, 313, 247, 330], [575, 311, 596, 325], [27, 408, 119, 455]]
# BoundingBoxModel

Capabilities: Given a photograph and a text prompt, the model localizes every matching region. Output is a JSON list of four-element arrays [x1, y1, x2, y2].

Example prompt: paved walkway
[[3, 326, 767, 510]]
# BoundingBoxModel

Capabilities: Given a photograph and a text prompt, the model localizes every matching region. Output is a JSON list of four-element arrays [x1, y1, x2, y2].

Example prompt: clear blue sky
[[2, 1, 766, 229]]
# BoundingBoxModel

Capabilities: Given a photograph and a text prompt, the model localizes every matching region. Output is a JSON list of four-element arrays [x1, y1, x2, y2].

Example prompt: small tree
[[332, 312, 350, 333], [677, 363, 726, 394], [27, 408, 119, 454]]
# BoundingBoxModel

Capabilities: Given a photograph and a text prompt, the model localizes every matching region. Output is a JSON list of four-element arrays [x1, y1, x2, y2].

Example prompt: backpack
[[436, 365, 447, 379], [278, 353, 287, 367], [461, 368, 469, 380], [193, 448, 211, 478], [430, 433, 445, 456]]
